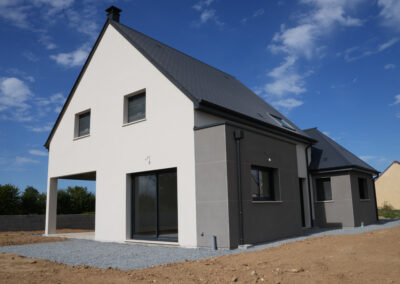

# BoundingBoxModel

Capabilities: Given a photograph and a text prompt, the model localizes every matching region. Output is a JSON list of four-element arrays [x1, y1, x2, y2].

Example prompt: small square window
[[250, 167, 279, 201], [358, 178, 369, 200], [125, 92, 146, 124], [315, 178, 332, 201], [76, 111, 90, 138]]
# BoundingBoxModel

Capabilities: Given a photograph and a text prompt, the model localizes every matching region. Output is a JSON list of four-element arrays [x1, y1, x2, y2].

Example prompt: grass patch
[[378, 202, 400, 219]]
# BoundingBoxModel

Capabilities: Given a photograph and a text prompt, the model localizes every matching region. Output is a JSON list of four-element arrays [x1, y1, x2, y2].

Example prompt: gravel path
[[1, 219, 399, 270]]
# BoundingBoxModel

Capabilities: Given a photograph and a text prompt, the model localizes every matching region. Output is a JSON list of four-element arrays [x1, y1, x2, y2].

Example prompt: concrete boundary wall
[[0, 214, 95, 232]]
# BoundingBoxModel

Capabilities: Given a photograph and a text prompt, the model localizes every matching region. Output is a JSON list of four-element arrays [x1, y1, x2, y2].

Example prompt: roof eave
[[310, 165, 379, 176], [196, 100, 317, 144]]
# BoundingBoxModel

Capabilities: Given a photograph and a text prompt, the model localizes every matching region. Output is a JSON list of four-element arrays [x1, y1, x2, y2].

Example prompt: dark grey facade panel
[[225, 125, 303, 246]]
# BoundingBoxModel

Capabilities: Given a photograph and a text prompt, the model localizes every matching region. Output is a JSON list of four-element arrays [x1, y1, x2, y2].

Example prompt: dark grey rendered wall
[[312, 170, 378, 228], [195, 124, 304, 248], [0, 214, 95, 232], [225, 125, 303, 247], [349, 171, 378, 226]]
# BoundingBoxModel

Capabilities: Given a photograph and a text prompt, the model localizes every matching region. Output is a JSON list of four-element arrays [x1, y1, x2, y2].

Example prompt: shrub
[[379, 202, 400, 219]]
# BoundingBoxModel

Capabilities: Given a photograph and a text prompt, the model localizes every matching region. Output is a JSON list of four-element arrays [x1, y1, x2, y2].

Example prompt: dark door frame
[[130, 167, 178, 242]]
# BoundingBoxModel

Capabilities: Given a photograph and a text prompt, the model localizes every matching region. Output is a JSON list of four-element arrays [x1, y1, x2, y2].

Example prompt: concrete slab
[[47, 232, 95, 240]]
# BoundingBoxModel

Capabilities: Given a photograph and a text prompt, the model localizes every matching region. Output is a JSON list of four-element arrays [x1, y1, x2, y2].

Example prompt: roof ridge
[[113, 21, 234, 79]]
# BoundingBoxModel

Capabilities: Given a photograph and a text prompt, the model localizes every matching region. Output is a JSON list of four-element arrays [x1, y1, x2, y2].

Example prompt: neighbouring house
[[44, 6, 379, 249], [375, 161, 400, 209]]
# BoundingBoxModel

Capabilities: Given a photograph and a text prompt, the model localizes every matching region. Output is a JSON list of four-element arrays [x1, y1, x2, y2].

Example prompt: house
[[304, 128, 379, 227], [375, 161, 400, 209], [44, 6, 378, 249]]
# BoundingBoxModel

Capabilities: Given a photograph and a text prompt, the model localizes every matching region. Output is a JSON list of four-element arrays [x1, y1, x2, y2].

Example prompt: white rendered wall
[[47, 24, 197, 247]]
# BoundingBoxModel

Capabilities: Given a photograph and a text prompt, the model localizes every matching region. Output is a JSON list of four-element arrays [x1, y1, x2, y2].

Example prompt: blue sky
[[0, 0, 399, 193]]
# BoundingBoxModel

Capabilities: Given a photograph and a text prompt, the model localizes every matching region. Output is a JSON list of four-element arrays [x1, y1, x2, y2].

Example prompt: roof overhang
[[196, 100, 317, 145], [310, 165, 379, 176]]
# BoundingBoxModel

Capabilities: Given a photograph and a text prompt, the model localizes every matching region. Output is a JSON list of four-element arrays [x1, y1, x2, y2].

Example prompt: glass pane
[[78, 112, 90, 137], [158, 171, 178, 239], [128, 93, 146, 123], [358, 178, 368, 199], [134, 175, 156, 237], [259, 169, 275, 201], [250, 169, 260, 199], [316, 178, 332, 201]]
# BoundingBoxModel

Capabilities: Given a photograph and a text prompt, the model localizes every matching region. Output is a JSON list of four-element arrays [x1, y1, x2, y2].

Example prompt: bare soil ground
[[0, 229, 91, 247], [1, 227, 400, 284]]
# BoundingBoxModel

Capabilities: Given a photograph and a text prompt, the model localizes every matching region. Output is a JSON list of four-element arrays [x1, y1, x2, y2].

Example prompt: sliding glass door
[[132, 169, 178, 241]]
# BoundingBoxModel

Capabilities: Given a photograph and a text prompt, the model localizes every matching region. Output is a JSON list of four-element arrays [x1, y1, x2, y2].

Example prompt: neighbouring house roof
[[375, 161, 400, 180], [44, 17, 313, 149], [304, 128, 379, 175]]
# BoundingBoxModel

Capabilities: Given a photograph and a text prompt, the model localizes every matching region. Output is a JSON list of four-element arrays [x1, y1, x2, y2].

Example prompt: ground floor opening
[[130, 168, 178, 242]]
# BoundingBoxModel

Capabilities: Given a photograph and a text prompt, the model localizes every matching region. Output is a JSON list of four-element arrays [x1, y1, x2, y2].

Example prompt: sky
[[0, 0, 399, 193]]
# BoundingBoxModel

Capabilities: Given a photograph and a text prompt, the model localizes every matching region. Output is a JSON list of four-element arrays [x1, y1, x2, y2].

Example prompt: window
[[75, 110, 90, 138], [358, 178, 369, 200], [270, 114, 295, 130], [315, 178, 332, 201], [125, 91, 146, 124], [250, 167, 278, 201]]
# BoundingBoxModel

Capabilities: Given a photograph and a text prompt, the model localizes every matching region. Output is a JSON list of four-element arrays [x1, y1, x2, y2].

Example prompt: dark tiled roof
[[45, 19, 313, 149], [304, 128, 378, 174], [111, 21, 312, 140]]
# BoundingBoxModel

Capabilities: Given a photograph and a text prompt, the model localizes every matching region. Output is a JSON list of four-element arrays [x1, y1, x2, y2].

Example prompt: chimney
[[105, 6, 122, 23]]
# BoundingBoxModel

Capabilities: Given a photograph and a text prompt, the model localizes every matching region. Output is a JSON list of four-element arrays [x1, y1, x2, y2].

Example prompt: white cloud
[[0, 77, 32, 111], [15, 156, 39, 165], [339, 38, 399, 62], [32, 0, 74, 15], [272, 98, 304, 110], [269, 0, 364, 59], [390, 94, 400, 106], [385, 63, 396, 70], [50, 45, 89, 68], [378, 38, 399, 51], [0, 0, 30, 28], [241, 8, 264, 24], [193, 0, 223, 27], [260, 0, 366, 112], [22, 51, 39, 62], [360, 155, 388, 163], [193, 0, 214, 11], [378, 0, 400, 31], [265, 56, 307, 97], [360, 155, 376, 161], [29, 149, 48, 156], [27, 123, 52, 132]]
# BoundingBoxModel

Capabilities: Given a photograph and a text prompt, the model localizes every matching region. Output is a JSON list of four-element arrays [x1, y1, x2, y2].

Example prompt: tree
[[67, 186, 95, 214], [0, 184, 21, 215], [21, 186, 46, 214], [57, 189, 72, 214]]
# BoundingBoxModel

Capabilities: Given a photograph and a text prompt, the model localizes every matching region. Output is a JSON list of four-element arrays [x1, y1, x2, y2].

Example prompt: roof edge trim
[[197, 100, 317, 144]]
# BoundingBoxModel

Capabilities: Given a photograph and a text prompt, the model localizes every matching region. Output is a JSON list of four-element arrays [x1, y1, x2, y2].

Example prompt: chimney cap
[[105, 6, 122, 22]]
